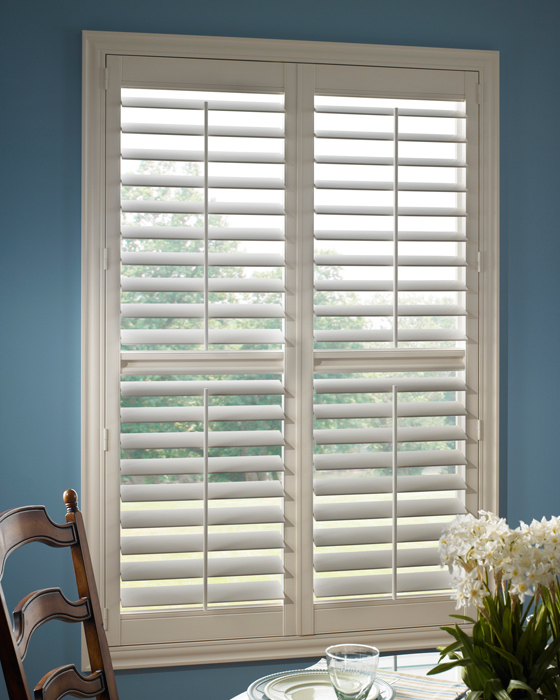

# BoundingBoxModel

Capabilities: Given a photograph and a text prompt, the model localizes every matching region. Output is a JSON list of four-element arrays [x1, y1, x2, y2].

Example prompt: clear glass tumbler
[[325, 644, 380, 700]]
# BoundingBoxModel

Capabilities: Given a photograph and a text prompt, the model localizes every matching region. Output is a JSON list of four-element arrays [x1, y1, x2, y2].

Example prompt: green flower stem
[[431, 581, 560, 700]]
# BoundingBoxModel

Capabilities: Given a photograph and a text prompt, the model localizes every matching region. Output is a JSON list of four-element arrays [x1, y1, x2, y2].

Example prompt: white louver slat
[[119, 86, 287, 610], [122, 555, 284, 581], [314, 449, 467, 471], [121, 455, 284, 476], [121, 277, 285, 293], [120, 328, 285, 345], [313, 571, 452, 599], [121, 148, 285, 164], [314, 547, 442, 572], [121, 302, 285, 319], [121, 581, 284, 608], [122, 225, 285, 240]]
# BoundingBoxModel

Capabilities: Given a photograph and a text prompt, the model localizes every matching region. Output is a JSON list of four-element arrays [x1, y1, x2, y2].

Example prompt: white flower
[[450, 572, 488, 609], [509, 579, 532, 602], [440, 511, 560, 610]]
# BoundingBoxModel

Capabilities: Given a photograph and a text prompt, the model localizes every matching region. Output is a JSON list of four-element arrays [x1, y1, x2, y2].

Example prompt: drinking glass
[[325, 644, 380, 700]]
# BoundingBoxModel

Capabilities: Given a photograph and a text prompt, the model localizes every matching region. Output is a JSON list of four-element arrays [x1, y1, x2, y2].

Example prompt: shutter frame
[[82, 32, 499, 660]]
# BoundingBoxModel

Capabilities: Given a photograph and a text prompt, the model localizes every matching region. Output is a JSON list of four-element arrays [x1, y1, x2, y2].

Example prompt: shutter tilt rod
[[203, 387, 209, 611], [204, 102, 209, 351], [391, 384, 398, 600], [393, 108, 399, 349]]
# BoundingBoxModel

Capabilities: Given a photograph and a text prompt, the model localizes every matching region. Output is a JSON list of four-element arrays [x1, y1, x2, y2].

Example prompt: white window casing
[[82, 31, 499, 669]]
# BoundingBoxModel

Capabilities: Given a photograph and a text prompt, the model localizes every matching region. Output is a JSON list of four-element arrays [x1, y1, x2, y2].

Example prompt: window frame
[[82, 30, 499, 669]]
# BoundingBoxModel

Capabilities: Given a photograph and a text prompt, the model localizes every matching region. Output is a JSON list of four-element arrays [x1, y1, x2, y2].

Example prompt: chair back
[[0, 490, 119, 700]]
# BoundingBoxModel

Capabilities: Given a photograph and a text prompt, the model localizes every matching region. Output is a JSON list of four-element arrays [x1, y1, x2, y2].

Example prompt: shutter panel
[[121, 88, 286, 351], [119, 86, 287, 610], [120, 374, 285, 608], [314, 95, 468, 350], [312, 369, 465, 599], [312, 93, 472, 602]]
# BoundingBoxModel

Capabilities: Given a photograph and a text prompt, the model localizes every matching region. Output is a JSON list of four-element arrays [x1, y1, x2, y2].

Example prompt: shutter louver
[[119, 86, 287, 610]]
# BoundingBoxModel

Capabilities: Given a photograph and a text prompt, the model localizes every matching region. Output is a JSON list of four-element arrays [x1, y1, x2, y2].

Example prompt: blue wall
[[2, 0, 560, 698]]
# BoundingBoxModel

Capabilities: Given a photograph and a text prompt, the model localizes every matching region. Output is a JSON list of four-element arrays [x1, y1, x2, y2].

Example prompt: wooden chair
[[0, 490, 119, 700]]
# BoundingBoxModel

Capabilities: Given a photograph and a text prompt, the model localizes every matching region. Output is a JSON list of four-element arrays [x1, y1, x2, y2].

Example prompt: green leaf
[[485, 644, 523, 669], [507, 679, 540, 700], [427, 661, 466, 675], [450, 613, 477, 624], [462, 662, 494, 692], [492, 690, 512, 700], [484, 678, 511, 700], [441, 625, 462, 638], [502, 605, 513, 649], [466, 692, 483, 700], [437, 640, 462, 658], [529, 637, 560, 682], [453, 625, 476, 653]]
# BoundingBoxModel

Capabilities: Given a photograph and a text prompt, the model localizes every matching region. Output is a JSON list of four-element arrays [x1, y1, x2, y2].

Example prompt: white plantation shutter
[[117, 69, 289, 619], [88, 39, 496, 661], [312, 88, 476, 607]]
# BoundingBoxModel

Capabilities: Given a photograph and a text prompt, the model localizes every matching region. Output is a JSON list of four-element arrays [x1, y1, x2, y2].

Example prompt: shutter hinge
[[103, 429, 109, 451], [478, 251, 482, 273], [478, 420, 483, 441], [476, 82, 483, 105], [103, 248, 108, 270], [103, 608, 109, 631], [104, 67, 109, 91]]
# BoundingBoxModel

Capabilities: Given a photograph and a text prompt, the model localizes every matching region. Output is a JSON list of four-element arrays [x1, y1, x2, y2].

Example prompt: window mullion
[[283, 61, 315, 637]]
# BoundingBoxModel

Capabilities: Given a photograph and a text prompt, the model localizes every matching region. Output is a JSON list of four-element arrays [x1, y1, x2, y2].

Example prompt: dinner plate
[[247, 670, 394, 700], [265, 671, 380, 700]]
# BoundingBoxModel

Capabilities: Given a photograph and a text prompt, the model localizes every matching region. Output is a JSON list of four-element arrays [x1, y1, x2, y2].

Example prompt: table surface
[[231, 651, 463, 700], [378, 651, 460, 678]]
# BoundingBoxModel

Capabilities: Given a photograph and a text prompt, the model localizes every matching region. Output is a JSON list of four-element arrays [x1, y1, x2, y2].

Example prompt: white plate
[[264, 671, 380, 700], [247, 670, 394, 700]]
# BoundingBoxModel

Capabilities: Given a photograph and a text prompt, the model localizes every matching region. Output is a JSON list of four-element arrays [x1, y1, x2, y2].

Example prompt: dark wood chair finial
[[63, 490, 78, 514]]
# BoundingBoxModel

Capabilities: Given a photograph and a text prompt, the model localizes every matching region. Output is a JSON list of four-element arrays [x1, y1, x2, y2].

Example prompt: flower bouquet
[[428, 511, 560, 700]]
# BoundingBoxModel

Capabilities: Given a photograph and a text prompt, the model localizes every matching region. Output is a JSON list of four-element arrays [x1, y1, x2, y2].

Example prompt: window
[[83, 32, 499, 668]]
